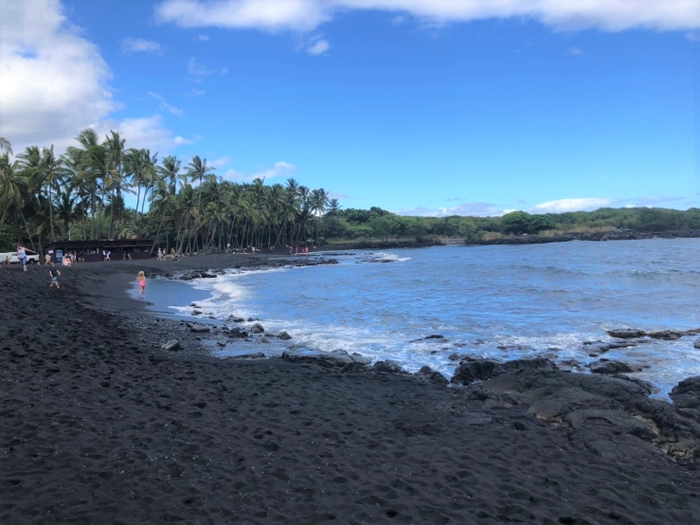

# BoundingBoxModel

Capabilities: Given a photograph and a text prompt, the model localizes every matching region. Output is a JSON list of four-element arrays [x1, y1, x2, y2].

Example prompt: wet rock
[[187, 323, 210, 333], [227, 316, 245, 323], [349, 353, 372, 365], [278, 330, 292, 340], [409, 334, 447, 343], [648, 330, 684, 341], [450, 358, 499, 385], [448, 353, 464, 362], [192, 310, 202, 316], [413, 366, 449, 386], [232, 352, 266, 360], [250, 323, 265, 334], [282, 350, 353, 368], [607, 328, 646, 339], [373, 360, 403, 374], [583, 340, 638, 357], [161, 340, 181, 352], [259, 337, 271, 344], [225, 327, 248, 339], [694, 339, 700, 350], [590, 360, 640, 375], [247, 317, 260, 322], [201, 272, 217, 278], [670, 377, 700, 409]]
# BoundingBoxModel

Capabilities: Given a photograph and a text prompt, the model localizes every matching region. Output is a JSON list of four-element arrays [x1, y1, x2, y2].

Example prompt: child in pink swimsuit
[[137, 271, 146, 295]]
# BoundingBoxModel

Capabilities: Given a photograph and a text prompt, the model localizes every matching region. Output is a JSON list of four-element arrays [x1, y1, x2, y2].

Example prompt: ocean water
[[136, 238, 700, 398]]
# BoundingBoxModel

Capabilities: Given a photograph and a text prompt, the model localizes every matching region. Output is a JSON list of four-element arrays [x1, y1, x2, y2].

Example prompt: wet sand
[[1, 254, 699, 524]]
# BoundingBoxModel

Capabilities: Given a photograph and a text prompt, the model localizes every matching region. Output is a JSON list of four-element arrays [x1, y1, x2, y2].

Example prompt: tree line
[[1, 132, 699, 253]]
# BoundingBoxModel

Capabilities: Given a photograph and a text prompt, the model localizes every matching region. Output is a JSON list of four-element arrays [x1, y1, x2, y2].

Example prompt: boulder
[[227, 316, 245, 323], [278, 330, 292, 340], [648, 330, 684, 341], [282, 350, 354, 368], [606, 328, 646, 339], [187, 323, 210, 333], [350, 353, 372, 365], [161, 340, 181, 351], [373, 360, 403, 374], [249, 323, 265, 334], [409, 334, 447, 343], [192, 310, 202, 316], [225, 327, 248, 339], [413, 366, 449, 386], [583, 340, 637, 357], [590, 360, 640, 375], [694, 339, 700, 350], [450, 358, 499, 385], [670, 376, 700, 409]]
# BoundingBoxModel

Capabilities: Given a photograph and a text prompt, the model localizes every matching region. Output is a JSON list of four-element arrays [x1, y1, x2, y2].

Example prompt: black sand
[[1, 255, 699, 524]]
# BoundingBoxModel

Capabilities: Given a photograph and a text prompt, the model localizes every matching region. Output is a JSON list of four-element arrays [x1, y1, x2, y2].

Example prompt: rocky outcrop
[[607, 329, 646, 339], [413, 366, 448, 386], [589, 360, 642, 375], [454, 359, 700, 463], [582, 340, 637, 357]]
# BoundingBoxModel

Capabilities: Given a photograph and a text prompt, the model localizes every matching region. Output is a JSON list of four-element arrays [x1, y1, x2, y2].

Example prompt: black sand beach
[[2, 254, 700, 524]]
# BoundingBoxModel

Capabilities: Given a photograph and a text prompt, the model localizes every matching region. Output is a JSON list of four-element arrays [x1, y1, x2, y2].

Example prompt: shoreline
[[2, 254, 700, 523]]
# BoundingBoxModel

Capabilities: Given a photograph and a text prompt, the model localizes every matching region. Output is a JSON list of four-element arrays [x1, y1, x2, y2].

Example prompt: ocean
[[134, 238, 700, 398]]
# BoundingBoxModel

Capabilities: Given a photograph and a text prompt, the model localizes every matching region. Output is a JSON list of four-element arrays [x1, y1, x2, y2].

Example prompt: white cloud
[[148, 91, 183, 115], [155, 1, 700, 33], [400, 201, 502, 217], [306, 38, 330, 55], [210, 155, 233, 168], [188, 56, 210, 76], [529, 197, 616, 213], [188, 88, 206, 96], [223, 161, 296, 182], [0, 0, 115, 151], [0, 0, 187, 155], [198, 34, 210, 41], [122, 37, 164, 55], [93, 115, 193, 152]]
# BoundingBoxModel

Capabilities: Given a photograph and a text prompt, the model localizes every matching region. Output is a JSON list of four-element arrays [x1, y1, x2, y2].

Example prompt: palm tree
[[0, 154, 35, 249], [18, 145, 65, 242], [0, 138, 12, 156], [104, 131, 126, 239], [185, 155, 215, 215], [150, 155, 181, 252]]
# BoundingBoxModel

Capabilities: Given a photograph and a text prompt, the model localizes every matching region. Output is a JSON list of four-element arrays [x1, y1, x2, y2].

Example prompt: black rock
[[590, 360, 639, 375], [413, 366, 449, 386], [607, 328, 646, 339], [409, 334, 447, 343], [250, 323, 265, 334], [373, 360, 403, 374], [648, 330, 684, 341], [278, 330, 292, 340]]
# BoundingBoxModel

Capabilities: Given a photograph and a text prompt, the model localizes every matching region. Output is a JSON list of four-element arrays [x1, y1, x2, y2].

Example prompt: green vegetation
[[1, 132, 699, 253]]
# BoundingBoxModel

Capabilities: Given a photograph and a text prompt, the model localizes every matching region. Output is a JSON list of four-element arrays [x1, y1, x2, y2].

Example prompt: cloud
[[306, 38, 330, 55], [155, 1, 700, 33], [187, 57, 210, 76], [529, 198, 617, 213], [198, 34, 210, 41], [188, 88, 206, 96], [223, 161, 296, 182], [210, 155, 233, 168], [93, 115, 193, 152], [686, 31, 700, 41], [400, 201, 502, 217], [0, 0, 116, 151], [0, 0, 190, 155], [148, 91, 183, 115], [122, 37, 164, 55]]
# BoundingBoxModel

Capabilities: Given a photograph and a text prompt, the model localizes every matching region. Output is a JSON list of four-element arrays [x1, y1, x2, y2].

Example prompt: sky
[[0, 0, 698, 216]]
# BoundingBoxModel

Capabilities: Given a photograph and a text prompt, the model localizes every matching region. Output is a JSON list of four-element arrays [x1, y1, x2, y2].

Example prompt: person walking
[[49, 267, 61, 289], [137, 271, 147, 295], [17, 245, 28, 272]]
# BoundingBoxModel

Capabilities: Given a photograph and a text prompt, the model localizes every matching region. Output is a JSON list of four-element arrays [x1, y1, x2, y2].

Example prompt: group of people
[[288, 245, 311, 255], [156, 247, 179, 261]]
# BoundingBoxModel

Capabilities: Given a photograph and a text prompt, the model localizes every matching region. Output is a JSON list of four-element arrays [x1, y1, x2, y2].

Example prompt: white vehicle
[[1, 249, 40, 265]]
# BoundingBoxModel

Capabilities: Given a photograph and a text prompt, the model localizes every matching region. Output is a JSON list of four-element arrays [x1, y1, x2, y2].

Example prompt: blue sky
[[1, 0, 698, 216]]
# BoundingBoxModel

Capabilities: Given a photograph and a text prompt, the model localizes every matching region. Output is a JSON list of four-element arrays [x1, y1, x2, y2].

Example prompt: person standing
[[17, 245, 27, 272], [49, 267, 61, 288]]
